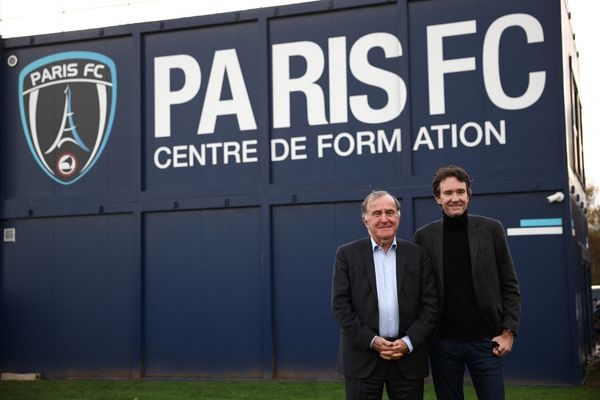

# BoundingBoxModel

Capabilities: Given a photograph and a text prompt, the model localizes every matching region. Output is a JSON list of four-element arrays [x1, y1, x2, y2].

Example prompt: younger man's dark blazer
[[331, 237, 438, 379], [413, 214, 521, 336]]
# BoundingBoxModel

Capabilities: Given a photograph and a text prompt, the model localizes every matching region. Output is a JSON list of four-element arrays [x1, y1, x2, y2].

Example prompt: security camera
[[546, 192, 564, 203]]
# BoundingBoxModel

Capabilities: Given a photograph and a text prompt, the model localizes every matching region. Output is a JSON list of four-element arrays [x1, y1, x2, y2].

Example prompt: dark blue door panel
[[272, 201, 364, 378], [0, 215, 135, 377], [143, 208, 262, 377]]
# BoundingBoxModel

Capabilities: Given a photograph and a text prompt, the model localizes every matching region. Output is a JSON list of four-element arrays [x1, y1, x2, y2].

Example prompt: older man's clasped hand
[[372, 336, 409, 360]]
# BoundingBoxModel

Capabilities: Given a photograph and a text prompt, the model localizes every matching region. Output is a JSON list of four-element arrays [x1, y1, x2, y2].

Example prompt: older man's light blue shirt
[[370, 237, 413, 353]]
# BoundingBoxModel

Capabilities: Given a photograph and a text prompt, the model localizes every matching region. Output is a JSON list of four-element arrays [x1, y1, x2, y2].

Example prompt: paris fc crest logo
[[18, 51, 117, 185]]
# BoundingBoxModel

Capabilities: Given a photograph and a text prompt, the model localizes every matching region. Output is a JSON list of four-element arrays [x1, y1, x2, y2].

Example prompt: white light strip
[[506, 226, 563, 236]]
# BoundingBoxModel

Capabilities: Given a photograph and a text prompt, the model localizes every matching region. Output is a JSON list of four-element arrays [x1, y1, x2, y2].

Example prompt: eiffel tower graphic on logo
[[45, 85, 91, 155]]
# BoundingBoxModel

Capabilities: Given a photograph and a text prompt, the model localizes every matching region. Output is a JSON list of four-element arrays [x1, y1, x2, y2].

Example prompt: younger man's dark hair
[[432, 165, 472, 199]]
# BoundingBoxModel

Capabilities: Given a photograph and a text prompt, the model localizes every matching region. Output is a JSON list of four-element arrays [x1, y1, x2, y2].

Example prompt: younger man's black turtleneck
[[439, 211, 495, 340]]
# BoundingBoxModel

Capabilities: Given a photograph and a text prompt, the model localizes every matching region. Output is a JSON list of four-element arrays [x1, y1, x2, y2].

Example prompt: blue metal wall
[[0, 215, 136, 377], [143, 209, 263, 377], [0, 0, 592, 383]]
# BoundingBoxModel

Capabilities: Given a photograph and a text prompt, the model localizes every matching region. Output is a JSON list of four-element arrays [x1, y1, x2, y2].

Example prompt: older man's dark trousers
[[344, 358, 424, 400]]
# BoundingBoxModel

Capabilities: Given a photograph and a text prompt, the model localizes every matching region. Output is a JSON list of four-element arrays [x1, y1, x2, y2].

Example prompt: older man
[[332, 190, 438, 400]]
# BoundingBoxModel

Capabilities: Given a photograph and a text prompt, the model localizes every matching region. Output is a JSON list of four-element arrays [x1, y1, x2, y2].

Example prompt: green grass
[[0, 380, 599, 400]]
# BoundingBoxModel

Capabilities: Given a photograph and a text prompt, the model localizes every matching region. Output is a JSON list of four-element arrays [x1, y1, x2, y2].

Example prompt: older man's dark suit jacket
[[413, 214, 520, 336], [331, 237, 438, 380]]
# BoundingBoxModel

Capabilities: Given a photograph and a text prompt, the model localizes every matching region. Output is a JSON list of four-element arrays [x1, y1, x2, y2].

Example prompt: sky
[[0, 0, 598, 189], [569, 0, 600, 189]]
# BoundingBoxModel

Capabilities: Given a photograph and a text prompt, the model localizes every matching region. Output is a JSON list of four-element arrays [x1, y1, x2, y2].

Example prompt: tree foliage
[[587, 183, 600, 284], [587, 185, 600, 232]]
